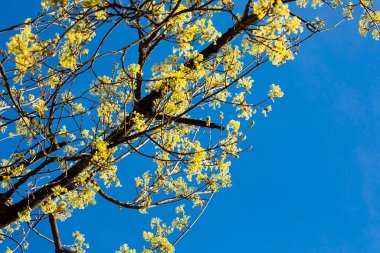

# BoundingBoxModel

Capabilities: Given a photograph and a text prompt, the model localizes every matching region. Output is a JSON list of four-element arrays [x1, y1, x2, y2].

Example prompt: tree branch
[[155, 114, 224, 130], [48, 214, 63, 253]]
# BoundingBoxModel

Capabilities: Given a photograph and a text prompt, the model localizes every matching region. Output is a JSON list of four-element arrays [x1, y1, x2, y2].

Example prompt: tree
[[0, 0, 378, 252]]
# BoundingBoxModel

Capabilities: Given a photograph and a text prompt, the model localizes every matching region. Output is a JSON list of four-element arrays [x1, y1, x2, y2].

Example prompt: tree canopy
[[0, 0, 379, 252]]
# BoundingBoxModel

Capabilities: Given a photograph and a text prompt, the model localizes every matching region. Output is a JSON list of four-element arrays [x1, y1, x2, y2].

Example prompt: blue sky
[[1, 1, 380, 253]]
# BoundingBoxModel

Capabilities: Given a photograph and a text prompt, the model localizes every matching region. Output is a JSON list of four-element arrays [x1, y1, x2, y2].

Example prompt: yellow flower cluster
[[142, 219, 175, 253], [116, 244, 136, 253], [71, 231, 89, 253], [7, 19, 52, 77], [233, 92, 255, 120], [52, 185, 68, 196], [42, 0, 107, 20], [41, 198, 57, 214], [14, 117, 42, 144], [17, 207, 32, 222], [59, 18, 95, 69], [221, 120, 243, 158], [41, 0, 69, 9], [7, 22, 36, 72], [97, 101, 121, 124], [0, 159, 27, 189], [176, 18, 221, 55], [185, 141, 206, 182], [243, 0, 303, 65], [66, 187, 96, 210], [268, 84, 284, 99], [32, 99, 48, 116], [171, 204, 190, 230], [359, 10, 380, 40], [91, 138, 116, 165], [262, 105, 272, 117], [128, 64, 141, 78], [83, 0, 107, 20], [132, 112, 147, 132], [91, 138, 120, 187]]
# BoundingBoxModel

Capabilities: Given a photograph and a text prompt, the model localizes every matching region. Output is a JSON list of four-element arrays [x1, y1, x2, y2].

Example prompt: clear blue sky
[[1, 2, 380, 253]]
